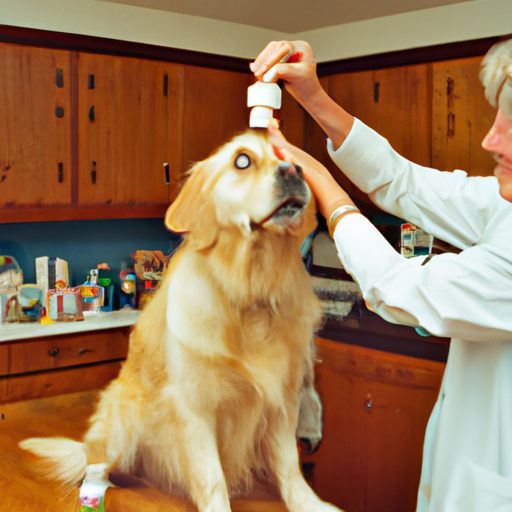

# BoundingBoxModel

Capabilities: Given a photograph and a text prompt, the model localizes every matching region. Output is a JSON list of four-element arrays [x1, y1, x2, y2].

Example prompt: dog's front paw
[[297, 384, 323, 454], [298, 436, 322, 455]]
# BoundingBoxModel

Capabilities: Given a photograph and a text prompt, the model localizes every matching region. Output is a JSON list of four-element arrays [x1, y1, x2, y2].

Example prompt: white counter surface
[[0, 308, 140, 343]]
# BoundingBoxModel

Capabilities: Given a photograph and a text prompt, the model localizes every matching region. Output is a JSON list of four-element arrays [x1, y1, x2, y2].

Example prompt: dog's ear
[[165, 162, 220, 249], [165, 163, 205, 234]]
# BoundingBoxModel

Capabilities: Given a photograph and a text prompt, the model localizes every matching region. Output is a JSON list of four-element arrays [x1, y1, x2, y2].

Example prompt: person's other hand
[[267, 120, 356, 220], [250, 41, 323, 108]]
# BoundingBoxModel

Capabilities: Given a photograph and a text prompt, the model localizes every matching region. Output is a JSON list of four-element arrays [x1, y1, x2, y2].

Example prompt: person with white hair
[[251, 39, 512, 512]]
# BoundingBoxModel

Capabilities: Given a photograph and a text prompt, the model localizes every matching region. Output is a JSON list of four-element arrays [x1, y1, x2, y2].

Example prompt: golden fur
[[20, 130, 343, 512]]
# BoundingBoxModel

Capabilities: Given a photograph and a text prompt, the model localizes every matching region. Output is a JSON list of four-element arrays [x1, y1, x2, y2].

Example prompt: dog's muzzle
[[257, 162, 311, 227]]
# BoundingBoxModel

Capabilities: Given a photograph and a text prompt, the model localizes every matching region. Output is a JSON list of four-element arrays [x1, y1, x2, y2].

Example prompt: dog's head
[[165, 130, 316, 249]]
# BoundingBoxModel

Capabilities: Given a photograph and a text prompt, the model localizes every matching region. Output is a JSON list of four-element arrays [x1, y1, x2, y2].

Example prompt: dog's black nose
[[278, 162, 303, 178]]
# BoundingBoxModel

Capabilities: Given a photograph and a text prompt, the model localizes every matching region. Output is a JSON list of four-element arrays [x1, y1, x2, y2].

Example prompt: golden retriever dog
[[20, 130, 342, 512]]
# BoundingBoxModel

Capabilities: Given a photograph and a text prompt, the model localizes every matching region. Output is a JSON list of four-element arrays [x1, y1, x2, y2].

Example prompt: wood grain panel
[[300, 337, 445, 512], [181, 66, 252, 171], [0, 344, 8, 376], [432, 56, 497, 175], [329, 63, 431, 168], [1, 360, 122, 403], [1, 361, 290, 511], [0, 44, 73, 208], [0, 391, 94, 512], [8, 329, 129, 375], [77, 53, 181, 206], [2, 391, 287, 511]]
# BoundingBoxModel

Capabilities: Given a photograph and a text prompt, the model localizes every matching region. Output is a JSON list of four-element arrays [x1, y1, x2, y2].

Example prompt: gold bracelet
[[327, 205, 360, 237]]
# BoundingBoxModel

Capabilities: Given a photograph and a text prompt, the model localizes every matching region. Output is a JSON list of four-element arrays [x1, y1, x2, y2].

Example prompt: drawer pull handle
[[374, 82, 380, 103], [48, 347, 60, 357], [91, 161, 97, 184], [163, 73, 168, 97], [164, 162, 170, 185], [56, 68, 64, 88], [78, 348, 94, 356]]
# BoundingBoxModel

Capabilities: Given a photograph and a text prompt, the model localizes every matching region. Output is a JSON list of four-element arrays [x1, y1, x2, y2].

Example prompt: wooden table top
[[0, 391, 287, 512]]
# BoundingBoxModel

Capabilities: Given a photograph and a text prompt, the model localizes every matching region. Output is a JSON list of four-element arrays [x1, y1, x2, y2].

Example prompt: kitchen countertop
[[0, 308, 140, 343], [1, 284, 450, 362], [318, 303, 450, 362]]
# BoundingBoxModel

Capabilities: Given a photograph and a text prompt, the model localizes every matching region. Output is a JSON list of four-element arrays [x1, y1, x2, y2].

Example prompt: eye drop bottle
[[247, 81, 282, 128]]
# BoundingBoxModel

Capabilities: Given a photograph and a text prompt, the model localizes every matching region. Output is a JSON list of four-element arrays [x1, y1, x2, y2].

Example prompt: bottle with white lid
[[247, 81, 282, 128]]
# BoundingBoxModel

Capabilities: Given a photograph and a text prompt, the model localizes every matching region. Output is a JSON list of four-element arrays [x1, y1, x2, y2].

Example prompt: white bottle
[[247, 81, 282, 128]]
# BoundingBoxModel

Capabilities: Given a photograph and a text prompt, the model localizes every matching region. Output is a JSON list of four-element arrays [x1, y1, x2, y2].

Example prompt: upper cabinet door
[[77, 53, 182, 206], [0, 44, 72, 209], [329, 64, 431, 168], [432, 56, 496, 176], [181, 66, 252, 170]]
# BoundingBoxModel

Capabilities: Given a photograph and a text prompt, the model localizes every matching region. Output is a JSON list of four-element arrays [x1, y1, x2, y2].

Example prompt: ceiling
[[99, 0, 475, 34]]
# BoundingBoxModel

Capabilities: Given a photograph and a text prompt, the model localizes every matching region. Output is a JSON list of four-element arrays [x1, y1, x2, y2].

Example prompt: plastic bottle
[[247, 81, 282, 128]]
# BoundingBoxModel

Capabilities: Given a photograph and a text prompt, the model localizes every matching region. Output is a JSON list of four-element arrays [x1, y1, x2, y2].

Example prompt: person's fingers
[[250, 41, 293, 78], [279, 147, 354, 218], [267, 123, 291, 148]]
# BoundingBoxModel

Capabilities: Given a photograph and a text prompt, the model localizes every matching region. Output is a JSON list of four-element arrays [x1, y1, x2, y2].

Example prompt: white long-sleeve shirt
[[328, 118, 512, 512]]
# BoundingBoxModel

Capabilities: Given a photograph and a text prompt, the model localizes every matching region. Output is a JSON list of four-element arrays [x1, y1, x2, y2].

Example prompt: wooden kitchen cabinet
[[0, 34, 497, 223], [0, 44, 73, 210], [77, 53, 184, 206], [329, 64, 431, 168], [181, 66, 252, 169], [0, 328, 129, 403], [315, 65, 431, 214], [431, 56, 496, 176], [302, 337, 445, 512]]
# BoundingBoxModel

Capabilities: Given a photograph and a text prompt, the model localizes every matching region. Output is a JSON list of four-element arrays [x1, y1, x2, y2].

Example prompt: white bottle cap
[[247, 81, 282, 110], [247, 81, 281, 128], [249, 106, 273, 128]]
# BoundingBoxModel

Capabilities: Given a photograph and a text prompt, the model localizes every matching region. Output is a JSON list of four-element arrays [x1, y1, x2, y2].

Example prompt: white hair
[[480, 39, 512, 109]]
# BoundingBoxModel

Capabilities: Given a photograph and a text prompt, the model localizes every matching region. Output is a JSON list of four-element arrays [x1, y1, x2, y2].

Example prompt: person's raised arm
[[251, 40, 354, 150], [267, 121, 361, 234]]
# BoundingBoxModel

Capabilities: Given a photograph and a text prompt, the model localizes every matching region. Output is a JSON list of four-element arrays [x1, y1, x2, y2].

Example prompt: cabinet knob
[[89, 105, 95, 121], [48, 347, 60, 358], [58, 162, 64, 183]]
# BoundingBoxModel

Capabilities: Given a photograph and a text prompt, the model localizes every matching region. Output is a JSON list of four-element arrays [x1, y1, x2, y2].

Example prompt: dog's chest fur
[[165, 247, 316, 402]]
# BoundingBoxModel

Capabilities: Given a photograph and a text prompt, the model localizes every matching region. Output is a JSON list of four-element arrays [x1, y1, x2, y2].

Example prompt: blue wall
[[0, 218, 181, 308]]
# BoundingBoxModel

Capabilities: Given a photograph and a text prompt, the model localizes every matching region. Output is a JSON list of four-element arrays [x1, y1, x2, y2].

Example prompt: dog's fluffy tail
[[19, 437, 88, 491]]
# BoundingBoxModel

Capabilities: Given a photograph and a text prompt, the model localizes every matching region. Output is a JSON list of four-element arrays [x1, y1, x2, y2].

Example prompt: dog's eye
[[234, 154, 251, 170]]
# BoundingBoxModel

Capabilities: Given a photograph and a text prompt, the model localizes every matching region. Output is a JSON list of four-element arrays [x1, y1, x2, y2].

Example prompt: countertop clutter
[[0, 308, 140, 343]]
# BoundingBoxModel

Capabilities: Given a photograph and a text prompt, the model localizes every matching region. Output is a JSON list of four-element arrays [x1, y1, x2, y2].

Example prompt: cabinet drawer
[[8, 329, 129, 376], [1, 360, 123, 404]]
